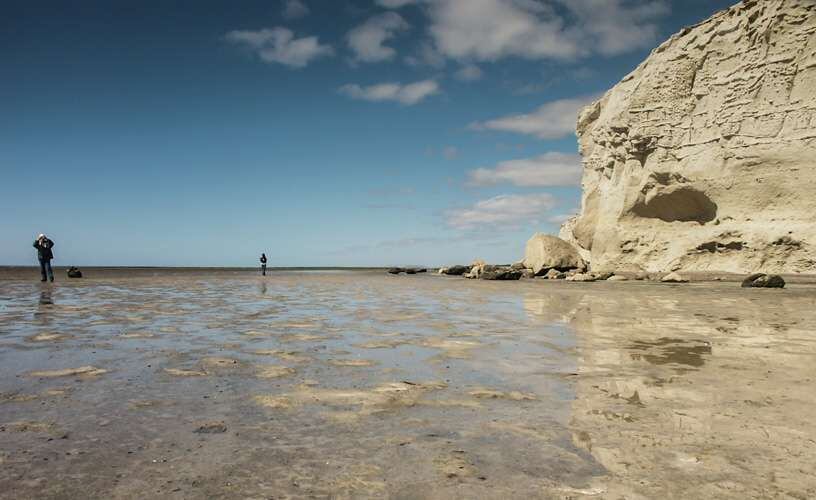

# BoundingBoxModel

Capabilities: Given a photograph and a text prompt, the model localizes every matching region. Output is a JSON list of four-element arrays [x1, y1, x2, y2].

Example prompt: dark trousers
[[39, 259, 53, 282], [261, 264, 267, 276]]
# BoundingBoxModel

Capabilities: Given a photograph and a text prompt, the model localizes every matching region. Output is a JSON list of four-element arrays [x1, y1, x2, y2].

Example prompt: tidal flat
[[0, 269, 814, 499]]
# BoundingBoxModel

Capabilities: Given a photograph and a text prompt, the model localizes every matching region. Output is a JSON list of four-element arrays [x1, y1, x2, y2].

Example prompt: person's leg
[[46, 260, 54, 282], [262, 264, 266, 276], [39, 260, 47, 281]]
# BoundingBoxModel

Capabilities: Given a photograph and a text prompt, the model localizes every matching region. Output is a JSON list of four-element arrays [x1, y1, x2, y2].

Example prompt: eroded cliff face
[[561, 0, 816, 273]]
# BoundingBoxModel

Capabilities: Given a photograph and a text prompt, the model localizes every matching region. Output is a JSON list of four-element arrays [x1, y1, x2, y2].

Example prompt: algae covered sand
[[0, 270, 815, 498]]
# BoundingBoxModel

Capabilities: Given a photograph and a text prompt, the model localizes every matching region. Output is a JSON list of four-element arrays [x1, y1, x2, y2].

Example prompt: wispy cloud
[[546, 210, 578, 224], [339, 79, 439, 105], [330, 232, 504, 256], [381, 0, 669, 63], [445, 193, 556, 230], [225, 27, 333, 68], [470, 95, 596, 139], [561, 0, 670, 56], [467, 152, 582, 187], [442, 146, 459, 160], [282, 0, 309, 20], [376, 0, 425, 7], [454, 64, 483, 81], [404, 41, 446, 68], [347, 12, 410, 63]]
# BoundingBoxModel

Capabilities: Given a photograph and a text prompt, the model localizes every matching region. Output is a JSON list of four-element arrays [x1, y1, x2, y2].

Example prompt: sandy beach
[[0, 269, 814, 498]]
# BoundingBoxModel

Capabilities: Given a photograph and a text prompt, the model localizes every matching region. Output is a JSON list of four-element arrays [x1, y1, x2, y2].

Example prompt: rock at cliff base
[[440, 265, 471, 276], [607, 275, 629, 282], [543, 269, 566, 280], [465, 263, 490, 279], [480, 267, 523, 281], [566, 273, 597, 282], [560, 0, 816, 275], [523, 233, 585, 275], [660, 272, 689, 283], [741, 273, 786, 289]]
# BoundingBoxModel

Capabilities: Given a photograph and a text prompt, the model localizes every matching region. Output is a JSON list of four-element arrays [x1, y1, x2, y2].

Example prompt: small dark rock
[[440, 265, 472, 276], [193, 421, 227, 434], [480, 267, 523, 281], [741, 273, 785, 289], [67, 266, 83, 279], [388, 268, 405, 275]]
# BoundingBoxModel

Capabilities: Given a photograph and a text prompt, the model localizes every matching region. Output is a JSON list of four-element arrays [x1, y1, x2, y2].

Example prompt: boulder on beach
[[439, 265, 471, 276], [67, 267, 82, 279], [390, 267, 426, 275], [523, 233, 585, 275], [480, 267, 523, 281], [741, 273, 786, 289], [660, 272, 689, 283], [566, 273, 597, 282], [543, 269, 566, 280]]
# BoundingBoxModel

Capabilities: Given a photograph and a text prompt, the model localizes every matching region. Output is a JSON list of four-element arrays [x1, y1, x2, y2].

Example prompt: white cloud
[[559, 0, 670, 56], [547, 211, 578, 224], [376, 0, 425, 7], [225, 27, 333, 68], [470, 95, 596, 139], [446, 193, 556, 230], [347, 12, 410, 63], [443, 146, 459, 159], [282, 0, 309, 20], [428, 0, 581, 61], [404, 41, 446, 68], [467, 152, 582, 187], [339, 79, 439, 105], [388, 0, 669, 63], [455, 64, 483, 81]]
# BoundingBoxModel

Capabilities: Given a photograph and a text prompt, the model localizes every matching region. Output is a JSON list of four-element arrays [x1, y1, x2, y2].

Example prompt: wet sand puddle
[[0, 271, 815, 498]]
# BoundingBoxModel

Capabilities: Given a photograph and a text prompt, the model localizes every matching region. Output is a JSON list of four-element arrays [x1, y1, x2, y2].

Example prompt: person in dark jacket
[[33, 234, 55, 282], [260, 253, 267, 276]]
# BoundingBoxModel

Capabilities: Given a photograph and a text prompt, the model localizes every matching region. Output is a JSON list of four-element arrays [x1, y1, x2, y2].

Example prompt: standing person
[[260, 253, 267, 276], [33, 234, 55, 282]]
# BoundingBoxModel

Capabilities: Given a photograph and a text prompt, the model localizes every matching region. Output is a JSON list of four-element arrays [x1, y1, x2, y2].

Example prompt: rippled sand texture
[[1, 271, 814, 499]]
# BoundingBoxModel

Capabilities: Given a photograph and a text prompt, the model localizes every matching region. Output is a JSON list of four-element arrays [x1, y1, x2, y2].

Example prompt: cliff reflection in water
[[525, 283, 816, 499]]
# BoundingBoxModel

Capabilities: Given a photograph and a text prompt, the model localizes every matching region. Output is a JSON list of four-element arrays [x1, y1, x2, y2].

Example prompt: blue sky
[[1, 0, 735, 267]]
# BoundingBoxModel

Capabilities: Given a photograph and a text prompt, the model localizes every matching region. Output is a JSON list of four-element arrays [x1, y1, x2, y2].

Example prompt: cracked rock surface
[[562, 0, 816, 273]]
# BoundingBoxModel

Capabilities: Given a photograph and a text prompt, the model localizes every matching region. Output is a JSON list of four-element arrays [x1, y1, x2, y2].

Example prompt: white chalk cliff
[[561, 0, 816, 273]]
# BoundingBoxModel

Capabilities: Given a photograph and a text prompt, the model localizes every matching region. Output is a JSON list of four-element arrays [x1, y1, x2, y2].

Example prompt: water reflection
[[524, 283, 816, 498], [38, 288, 54, 305], [628, 337, 711, 367]]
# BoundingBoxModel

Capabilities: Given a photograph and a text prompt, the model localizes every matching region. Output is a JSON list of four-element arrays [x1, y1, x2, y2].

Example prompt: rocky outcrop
[[523, 233, 586, 275], [439, 265, 472, 276], [561, 0, 816, 274], [388, 267, 426, 275], [660, 272, 689, 283], [741, 273, 786, 288]]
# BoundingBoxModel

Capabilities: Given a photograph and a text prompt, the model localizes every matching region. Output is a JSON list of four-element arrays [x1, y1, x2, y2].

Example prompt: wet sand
[[1, 270, 814, 499]]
